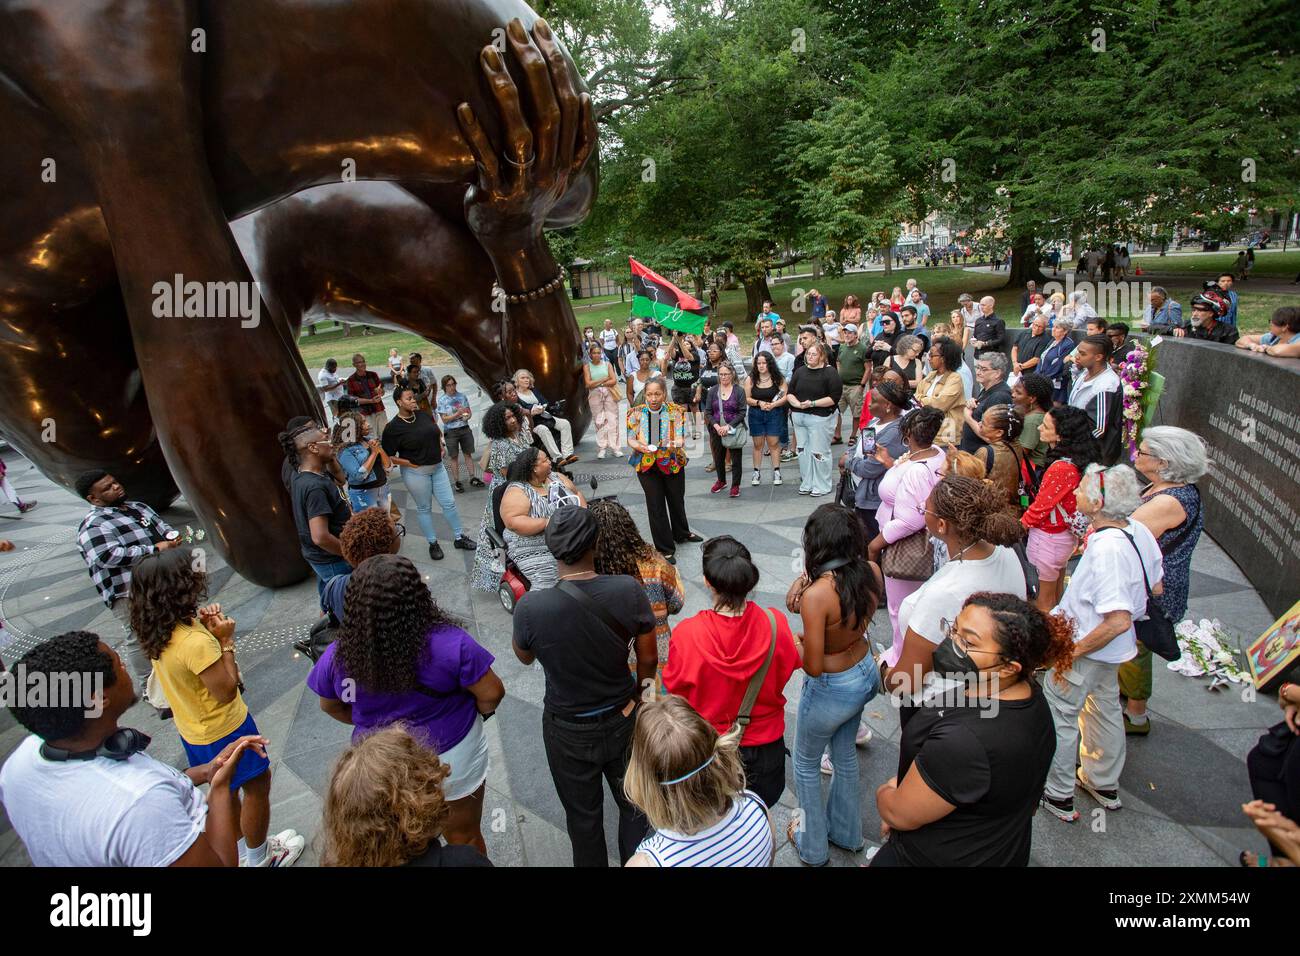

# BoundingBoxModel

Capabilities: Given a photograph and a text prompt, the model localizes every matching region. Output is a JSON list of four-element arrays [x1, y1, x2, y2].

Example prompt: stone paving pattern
[[0, 372, 1284, 867]]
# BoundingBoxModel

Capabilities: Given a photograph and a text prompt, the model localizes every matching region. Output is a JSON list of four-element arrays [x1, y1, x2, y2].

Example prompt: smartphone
[[860, 427, 877, 455]]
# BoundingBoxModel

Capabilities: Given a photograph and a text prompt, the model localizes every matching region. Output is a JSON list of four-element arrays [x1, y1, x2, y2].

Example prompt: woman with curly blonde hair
[[306, 554, 505, 851], [623, 696, 775, 867], [323, 725, 492, 867]]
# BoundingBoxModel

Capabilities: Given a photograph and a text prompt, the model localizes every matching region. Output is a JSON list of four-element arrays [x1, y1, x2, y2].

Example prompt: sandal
[[786, 818, 828, 867], [1239, 850, 1292, 867]]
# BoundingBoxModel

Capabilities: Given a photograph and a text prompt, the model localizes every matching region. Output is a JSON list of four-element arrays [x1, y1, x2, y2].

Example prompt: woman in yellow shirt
[[129, 548, 304, 867]]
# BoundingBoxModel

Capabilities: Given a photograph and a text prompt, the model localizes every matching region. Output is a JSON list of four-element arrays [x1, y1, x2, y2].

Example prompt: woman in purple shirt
[[704, 361, 748, 497], [307, 554, 505, 853]]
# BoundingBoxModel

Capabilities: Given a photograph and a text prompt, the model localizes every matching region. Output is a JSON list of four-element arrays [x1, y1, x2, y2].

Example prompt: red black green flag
[[629, 257, 708, 333]]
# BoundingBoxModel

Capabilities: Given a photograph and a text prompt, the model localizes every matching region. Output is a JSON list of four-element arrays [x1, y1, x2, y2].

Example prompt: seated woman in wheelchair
[[511, 369, 578, 466]]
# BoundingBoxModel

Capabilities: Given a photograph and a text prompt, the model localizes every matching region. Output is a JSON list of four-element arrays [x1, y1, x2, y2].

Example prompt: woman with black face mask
[[872, 593, 1073, 866]]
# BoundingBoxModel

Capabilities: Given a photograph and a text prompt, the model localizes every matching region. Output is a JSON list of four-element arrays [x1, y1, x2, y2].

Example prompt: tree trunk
[[742, 275, 772, 320], [692, 272, 705, 301], [1007, 233, 1046, 288]]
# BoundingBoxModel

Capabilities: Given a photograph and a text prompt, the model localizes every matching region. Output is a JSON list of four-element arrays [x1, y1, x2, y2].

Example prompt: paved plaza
[[0, 370, 1284, 867]]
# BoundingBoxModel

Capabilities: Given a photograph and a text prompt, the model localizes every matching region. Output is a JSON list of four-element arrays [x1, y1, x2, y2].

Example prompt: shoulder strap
[[734, 609, 778, 730], [1103, 528, 1154, 601], [557, 579, 633, 644]]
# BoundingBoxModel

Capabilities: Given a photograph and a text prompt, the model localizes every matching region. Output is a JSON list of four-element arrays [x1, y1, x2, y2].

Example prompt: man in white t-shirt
[[316, 358, 345, 422], [600, 319, 620, 363], [1041, 471, 1163, 823], [0, 632, 291, 867]]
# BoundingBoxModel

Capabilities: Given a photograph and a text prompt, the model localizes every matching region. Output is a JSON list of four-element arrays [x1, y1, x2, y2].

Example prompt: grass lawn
[[298, 325, 451, 373], [1130, 249, 1300, 279]]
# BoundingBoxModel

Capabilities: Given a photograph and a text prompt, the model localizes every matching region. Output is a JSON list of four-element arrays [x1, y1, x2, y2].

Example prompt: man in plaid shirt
[[75, 470, 181, 684]]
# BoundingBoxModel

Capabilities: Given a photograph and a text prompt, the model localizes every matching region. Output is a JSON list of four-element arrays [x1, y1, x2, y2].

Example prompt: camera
[[544, 399, 567, 417]]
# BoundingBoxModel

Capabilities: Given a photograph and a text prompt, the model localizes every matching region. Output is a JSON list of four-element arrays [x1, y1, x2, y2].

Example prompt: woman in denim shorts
[[745, 351, 788, 486]]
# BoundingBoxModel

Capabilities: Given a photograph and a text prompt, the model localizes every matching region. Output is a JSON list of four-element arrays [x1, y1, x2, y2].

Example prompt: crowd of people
[[1, 268, 1297, 871]]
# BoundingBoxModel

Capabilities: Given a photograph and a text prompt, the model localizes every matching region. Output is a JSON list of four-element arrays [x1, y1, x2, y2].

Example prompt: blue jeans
[[400, 464, 463, 543], [792, 411, 835, 495], [308, 557, 352, 599], [792, 656, 880, 864]]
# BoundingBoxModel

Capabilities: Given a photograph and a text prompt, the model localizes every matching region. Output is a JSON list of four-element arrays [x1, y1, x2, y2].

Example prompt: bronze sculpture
[[0, 0, 596, 586]]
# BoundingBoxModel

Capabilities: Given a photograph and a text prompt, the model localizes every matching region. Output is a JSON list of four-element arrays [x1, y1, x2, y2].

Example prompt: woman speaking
[[626, 378, 703, 565]]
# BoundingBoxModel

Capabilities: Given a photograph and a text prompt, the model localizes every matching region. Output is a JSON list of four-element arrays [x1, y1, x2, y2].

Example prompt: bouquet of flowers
[[1167, 617, 1250, 687], [1118, 337, 1164, 463]]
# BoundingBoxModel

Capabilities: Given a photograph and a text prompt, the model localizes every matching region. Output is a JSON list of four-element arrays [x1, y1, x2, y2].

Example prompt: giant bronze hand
[[454, 17, 599, 434]]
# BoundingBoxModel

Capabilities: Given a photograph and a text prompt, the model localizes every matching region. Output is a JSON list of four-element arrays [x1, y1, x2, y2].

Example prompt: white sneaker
[[751, 471, 761, 486], [249, 829, 306, 868], [856, 722, 873, 747], [820, 752, 834, 775], [597, 449, 606, 459], [773, 470, 783, 486]]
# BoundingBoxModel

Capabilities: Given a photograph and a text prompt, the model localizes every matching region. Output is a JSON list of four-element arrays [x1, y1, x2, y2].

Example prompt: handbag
[[1110, 529, 1180, 662], [836, 467, 856, 509], [880, 528, 934, 582], [729, 609, 778, 736], [716, 389, 750, 449], [294, 613, 339, 663], [879, 461, 935, 582]]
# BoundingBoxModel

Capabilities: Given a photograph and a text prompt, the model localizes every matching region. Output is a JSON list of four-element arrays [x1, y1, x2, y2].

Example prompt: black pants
[[636, 467, 691, 555], [709, 430, 743, 488], [740, 738, 788, 811], [869, 839, 906, 866], [542, 708, 648, 867], [1247, 722, 1299, 855], [856, 507, 880, 541]]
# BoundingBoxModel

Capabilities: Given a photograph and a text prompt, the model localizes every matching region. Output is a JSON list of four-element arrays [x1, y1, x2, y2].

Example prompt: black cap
[[545, 506, 600, 563]]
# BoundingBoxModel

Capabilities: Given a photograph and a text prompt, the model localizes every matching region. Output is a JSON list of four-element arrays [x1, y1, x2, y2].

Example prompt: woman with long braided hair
[[873, 593, 1073, 866], [590, 499, 683, 688], [885, 475, 1028, 717], [306, 554, 505, 853], [976, 403, 1027, 509]]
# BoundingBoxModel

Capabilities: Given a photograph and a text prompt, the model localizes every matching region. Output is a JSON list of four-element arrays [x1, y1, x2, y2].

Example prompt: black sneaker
[[454, 481, 465, 493], [453, 536, 477, 551], [429, 542, 445, 560], [1039, 793, 1079, 823], [469, 476, 486, 488]]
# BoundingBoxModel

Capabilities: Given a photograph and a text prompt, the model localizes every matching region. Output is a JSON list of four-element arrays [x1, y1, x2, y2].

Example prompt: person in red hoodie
[[663, 536, 800, 810]]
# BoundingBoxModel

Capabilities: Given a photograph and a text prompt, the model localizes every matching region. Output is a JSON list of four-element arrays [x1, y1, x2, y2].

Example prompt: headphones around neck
[[40, 728, 151, 763]]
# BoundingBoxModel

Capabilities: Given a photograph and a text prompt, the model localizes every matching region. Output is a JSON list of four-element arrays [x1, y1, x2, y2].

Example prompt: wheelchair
[[484, 474, 611, 615], [484, 481, 531, 614]]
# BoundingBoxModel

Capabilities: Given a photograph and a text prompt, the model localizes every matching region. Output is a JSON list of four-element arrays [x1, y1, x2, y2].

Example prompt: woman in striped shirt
[[623, 696, 775, 867]]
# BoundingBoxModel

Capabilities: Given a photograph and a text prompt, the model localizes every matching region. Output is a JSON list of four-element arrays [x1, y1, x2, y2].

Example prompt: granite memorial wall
[[1145, 338, 1298, 618]]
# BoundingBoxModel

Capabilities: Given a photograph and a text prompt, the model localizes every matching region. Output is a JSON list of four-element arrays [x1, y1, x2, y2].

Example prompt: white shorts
[[439, 714, 489, 801]]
